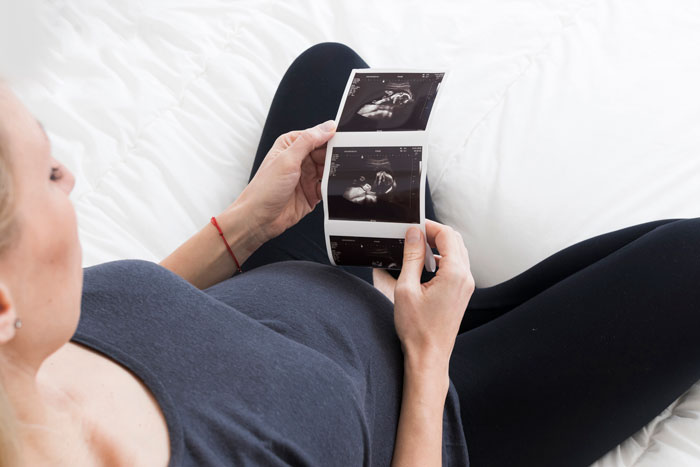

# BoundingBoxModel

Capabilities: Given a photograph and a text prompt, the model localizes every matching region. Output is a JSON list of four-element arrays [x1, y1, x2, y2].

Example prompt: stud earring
[[14, 318, 22, 329]]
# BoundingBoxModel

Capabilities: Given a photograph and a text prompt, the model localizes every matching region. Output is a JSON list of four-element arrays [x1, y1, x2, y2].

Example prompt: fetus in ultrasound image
[[338, 72, 444, 132], [342, 159, 396, 205], [330, 236, 405, 270], [328, 146, 422, 223], [357, 81, 414, 122]]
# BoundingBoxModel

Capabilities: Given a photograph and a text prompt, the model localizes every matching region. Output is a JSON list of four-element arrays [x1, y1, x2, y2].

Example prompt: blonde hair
[[0, 125, 20, 466], [0, 112, 18, 251]]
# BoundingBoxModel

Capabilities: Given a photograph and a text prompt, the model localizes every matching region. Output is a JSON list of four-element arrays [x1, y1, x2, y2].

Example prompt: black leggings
[[241, 43, 700, 467]]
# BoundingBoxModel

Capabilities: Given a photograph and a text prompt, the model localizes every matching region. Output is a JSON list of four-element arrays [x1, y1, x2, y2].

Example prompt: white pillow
[[428, 0, 700, 287]]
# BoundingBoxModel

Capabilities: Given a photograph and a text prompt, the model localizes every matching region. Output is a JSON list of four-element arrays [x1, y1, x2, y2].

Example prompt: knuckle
[[394, 282, 415, 300], [465, 274, 476, 292], [403, 249, 423, 262], [456, 268, 469, 283], [446, 264, 469, 284], [300, 128, 318, 144], [275, 132, 292, 146], [394, 281, 409, 294]]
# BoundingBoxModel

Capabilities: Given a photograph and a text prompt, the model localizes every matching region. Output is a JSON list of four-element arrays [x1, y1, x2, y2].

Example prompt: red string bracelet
[[210, 216, 242, 273]]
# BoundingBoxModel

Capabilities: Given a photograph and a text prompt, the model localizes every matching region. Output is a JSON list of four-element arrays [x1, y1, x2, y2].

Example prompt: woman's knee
[[293, 42, 367, 69], [646, 217, 700, 255], [629, 217, 700, 311]]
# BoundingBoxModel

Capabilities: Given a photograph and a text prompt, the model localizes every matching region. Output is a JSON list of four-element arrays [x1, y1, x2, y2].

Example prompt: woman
[[0, 42, 699, 467]]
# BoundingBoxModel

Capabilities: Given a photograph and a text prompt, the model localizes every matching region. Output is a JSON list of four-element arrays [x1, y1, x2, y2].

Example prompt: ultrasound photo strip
[[322, 69, 447, 272]]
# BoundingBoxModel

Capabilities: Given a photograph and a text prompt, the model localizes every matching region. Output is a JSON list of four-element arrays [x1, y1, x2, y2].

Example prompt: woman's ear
[[0, 282, 18, 344]]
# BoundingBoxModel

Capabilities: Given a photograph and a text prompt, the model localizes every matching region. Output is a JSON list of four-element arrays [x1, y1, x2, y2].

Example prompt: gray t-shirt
[[74, 259, 469, 466]]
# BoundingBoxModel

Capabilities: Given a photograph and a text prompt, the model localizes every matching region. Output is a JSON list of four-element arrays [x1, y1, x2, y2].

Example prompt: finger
[[425, 220, 462, 262], [440, 230, 472, 284], [425, 219, 456, 249], [424, 219, 448, 250], [455, 230, 470, 267], [447, 228, 471, 270], [310, 145, 327, 166], [397, 226, 425, 286], [299, 156, 321, 206], [287, 120, 336, 163], [301, 164, 324, 205], [273, 130, 303, 150], [425, 219, 442, 248]]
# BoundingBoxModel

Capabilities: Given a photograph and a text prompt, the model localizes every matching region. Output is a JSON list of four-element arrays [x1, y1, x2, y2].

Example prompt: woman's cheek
[[48, 191, 81, 273], [65, 198, 82, 269]]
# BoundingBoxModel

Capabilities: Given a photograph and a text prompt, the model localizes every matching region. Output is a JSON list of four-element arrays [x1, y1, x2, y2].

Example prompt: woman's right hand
[[393, 220, 476, 370]]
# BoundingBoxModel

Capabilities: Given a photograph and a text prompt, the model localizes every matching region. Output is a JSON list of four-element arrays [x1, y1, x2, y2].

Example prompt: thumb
[[288, 120, 336, 162], [398, 226, 425, 284]]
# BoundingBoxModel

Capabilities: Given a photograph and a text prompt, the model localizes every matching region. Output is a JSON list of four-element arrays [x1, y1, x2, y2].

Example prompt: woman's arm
[[391, 221, 475, 467], [392, 353, 450, 467], [159, 201, 264, 290], [160, 121, 336, 289]]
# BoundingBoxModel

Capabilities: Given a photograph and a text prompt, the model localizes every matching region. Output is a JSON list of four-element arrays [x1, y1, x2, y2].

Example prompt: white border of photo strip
[[321, 69, 449, 272]]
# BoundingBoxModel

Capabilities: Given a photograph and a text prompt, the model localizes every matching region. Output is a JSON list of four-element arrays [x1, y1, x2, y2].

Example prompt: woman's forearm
[[159, 201, 265, 290], [391, 353, 450, 467], [158, 123, 334, 289]]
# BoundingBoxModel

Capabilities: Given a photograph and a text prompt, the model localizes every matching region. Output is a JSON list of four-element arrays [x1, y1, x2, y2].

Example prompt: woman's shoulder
[[83, 258, 340, 286], [83, 259, 187, 289]]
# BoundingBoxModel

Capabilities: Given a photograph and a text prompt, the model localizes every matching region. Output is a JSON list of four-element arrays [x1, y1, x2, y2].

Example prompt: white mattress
[[2, 0, 699, 464]]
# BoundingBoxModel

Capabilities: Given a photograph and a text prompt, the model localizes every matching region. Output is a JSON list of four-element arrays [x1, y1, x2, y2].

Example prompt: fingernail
[[319, 120, 336, 132], [406, 227, 420, 244]]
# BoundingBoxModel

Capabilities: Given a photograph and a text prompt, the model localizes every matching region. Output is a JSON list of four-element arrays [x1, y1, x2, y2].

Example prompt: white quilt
[[2, 0, 699, 465]]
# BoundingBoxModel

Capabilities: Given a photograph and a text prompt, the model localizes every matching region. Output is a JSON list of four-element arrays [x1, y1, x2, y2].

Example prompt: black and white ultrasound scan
[[322, 69, 446, 271], [330, 236, 405, 270], [327, 146, 422, 224], [337, 72, 444, 132]]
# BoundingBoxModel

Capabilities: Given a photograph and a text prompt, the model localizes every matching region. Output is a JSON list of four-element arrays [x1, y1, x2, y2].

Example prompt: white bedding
[[2, 0, 699, 464]]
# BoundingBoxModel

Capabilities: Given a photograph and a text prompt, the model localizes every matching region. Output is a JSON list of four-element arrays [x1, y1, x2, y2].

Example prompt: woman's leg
[[449, 217, 700, 466], [459, 218, 683, 333], [240, 42, 440, 286]]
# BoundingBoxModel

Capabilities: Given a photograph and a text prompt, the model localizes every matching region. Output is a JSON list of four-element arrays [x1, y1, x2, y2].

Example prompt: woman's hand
[[393, 220, 476, 370], [391, 221, 474, 467], [233, 120, 336, 245]]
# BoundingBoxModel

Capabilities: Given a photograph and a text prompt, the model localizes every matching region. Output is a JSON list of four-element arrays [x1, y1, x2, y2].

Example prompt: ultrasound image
[[338, 72, 444, 132], [331, 236, 405, 269], [327, 146, 422, 223]]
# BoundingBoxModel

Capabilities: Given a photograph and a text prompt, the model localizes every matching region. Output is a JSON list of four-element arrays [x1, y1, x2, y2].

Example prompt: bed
[[2, 0, 699, 465]]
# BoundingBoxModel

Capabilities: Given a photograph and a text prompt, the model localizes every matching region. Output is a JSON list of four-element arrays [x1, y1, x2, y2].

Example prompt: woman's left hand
[[233, 120, 336, 245]]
